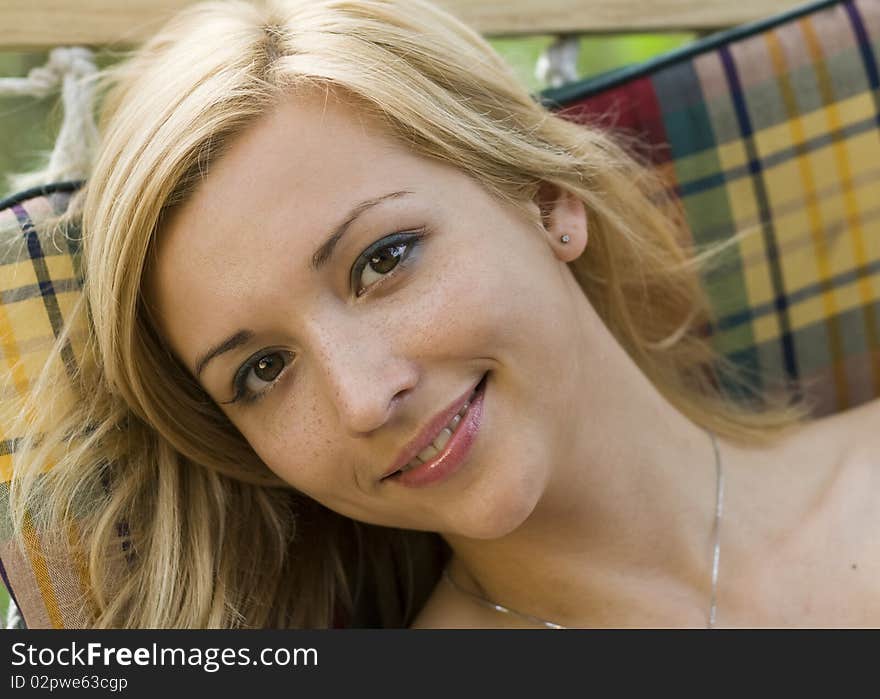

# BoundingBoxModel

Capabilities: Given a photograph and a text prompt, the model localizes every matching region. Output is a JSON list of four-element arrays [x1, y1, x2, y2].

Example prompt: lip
[[384, 372, 487, 487], [381, 372, 488, 482]]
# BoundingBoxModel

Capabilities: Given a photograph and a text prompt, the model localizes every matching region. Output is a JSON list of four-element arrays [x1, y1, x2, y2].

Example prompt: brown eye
[[355, 232, 426, 296], [254, 354, 284, 382], [369, 243, 406, 275], [227, 349, 295, 405], [239, 350, 293, 399]]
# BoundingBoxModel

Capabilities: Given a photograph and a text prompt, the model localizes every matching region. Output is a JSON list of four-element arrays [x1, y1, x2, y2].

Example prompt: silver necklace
[[443, 428, 724, 629]]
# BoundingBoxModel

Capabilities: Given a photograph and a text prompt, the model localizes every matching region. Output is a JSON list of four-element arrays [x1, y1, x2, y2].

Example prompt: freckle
[[851, 563, 858, 570]]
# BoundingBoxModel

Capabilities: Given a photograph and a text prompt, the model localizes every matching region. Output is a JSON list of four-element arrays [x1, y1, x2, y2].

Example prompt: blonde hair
[[6, 0, 809, 628]]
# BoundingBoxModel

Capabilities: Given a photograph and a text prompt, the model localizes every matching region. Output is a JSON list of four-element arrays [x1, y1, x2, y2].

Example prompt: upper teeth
[[399, 388, 477, 473]]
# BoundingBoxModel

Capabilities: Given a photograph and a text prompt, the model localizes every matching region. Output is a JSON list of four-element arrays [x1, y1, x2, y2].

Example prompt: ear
[[533, 182, 588, 262]]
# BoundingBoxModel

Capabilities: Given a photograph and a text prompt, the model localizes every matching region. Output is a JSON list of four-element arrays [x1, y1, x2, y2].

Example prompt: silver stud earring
[[560, 234, 571, 244]]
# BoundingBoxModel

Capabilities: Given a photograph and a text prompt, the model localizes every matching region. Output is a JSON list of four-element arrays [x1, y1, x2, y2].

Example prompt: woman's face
[[149, 91, 590, 540]]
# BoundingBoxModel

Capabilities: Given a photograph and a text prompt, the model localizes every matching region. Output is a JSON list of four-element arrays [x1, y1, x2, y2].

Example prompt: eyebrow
[[194, 189, 413, 379], [310, 189, 413, 271], [195, 329, 254, 378]]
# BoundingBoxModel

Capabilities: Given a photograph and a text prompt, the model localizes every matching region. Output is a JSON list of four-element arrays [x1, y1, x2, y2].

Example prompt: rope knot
[[0, 46, 99, 188], [48, 47, 97, 79], [13, 46, 97, 98]]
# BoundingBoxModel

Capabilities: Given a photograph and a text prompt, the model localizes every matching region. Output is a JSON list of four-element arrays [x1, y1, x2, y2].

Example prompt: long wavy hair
[[5, 0, 810, 628]]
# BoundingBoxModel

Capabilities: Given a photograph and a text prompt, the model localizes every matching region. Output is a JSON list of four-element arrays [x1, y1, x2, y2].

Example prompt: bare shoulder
[[831, 395, 880, 428], [790, 395, 880, 533], [812, 396, 880, 460], [848, 396, 880, 431], [779, 396, 879, 464]]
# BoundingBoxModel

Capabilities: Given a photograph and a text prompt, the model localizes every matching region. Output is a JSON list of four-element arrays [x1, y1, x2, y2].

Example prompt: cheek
[[239, 391, 390, 525], [408, 223, 551, 354], [238, 398, 343, 496], [451, 221, 571, 371]]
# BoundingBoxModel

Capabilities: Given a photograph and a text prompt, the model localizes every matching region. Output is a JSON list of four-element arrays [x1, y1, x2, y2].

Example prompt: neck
[[441, 301, 729, 627]]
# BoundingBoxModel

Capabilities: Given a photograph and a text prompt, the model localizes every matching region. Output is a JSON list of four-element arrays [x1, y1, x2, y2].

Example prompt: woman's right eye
[[222, 349, 295, 406]]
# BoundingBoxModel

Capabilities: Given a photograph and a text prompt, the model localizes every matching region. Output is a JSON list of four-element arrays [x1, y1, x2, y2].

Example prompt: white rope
[[5, 597, 24, 629], [0, 47, 99, 186], [536, 35, 581, 88]]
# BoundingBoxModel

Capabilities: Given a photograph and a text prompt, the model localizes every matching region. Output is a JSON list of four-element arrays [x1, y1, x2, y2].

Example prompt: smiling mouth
[[383, 372, 488, 481]]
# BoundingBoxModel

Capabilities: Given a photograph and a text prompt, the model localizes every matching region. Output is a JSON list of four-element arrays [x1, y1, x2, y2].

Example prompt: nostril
[[391, 385, 415, 410], [393, 387, 410, 402]]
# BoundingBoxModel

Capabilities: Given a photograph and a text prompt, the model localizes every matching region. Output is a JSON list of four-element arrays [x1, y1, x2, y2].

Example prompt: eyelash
[[221, 229, 426, 406], [351, 228, 427, 298]]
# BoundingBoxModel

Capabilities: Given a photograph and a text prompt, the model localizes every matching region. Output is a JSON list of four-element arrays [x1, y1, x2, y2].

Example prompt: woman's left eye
[[352, 230, 426, 297]]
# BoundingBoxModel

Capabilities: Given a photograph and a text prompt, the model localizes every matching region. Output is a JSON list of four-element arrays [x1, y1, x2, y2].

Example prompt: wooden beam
[[0, 0, 808, 49], [442, 0, 807, 35]]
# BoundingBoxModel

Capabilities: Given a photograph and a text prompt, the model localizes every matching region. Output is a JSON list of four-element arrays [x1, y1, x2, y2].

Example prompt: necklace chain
[[442, 428, 724, 629], [707, 428, 723, 628]]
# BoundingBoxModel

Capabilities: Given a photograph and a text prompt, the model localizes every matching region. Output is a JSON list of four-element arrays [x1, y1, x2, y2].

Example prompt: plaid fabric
[[2, 0, 878, 628], [545, 0, 880, 416], [0, 189, 94, 628]]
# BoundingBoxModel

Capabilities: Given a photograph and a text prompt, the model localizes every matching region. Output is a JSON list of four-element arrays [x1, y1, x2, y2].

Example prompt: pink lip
[[381, 373, 487, 481], [395, 382, 485, 487]]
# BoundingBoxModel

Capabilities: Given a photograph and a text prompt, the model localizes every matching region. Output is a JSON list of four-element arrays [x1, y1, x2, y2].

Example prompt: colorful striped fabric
[[544, 0, 880, 417], [1, 0, 879, 628]]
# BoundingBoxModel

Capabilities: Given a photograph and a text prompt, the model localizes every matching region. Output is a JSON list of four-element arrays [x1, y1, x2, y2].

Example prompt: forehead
[[161, 92, 414, 254]]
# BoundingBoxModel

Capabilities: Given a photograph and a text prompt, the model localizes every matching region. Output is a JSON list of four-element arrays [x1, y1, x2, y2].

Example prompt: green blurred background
[[0, 31, 694, 624]]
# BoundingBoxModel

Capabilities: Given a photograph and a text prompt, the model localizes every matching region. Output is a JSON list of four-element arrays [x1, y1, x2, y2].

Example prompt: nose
[[310, 319, 419, 436]]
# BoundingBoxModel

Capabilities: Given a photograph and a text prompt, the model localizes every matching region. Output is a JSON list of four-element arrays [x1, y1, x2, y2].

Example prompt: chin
[[448, 468, 545, 541]]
